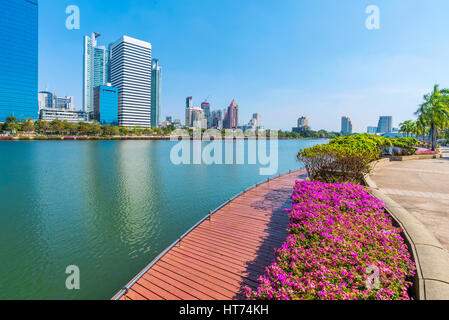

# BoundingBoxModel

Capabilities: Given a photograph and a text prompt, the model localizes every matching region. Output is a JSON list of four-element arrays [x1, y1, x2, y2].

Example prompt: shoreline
[[0, 136, 330, 141]]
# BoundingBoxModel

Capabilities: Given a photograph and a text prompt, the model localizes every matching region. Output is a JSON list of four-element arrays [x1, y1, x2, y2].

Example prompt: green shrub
[[329, 134, 392, 158], [297, 134, 416, 183], [391, 137, 419, 148], [389, 137, 419, 156], [297, 143, 378, 184]]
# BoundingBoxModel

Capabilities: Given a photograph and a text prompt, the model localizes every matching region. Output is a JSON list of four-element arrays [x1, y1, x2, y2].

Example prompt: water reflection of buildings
[[115, 141, 163, 249], [78, 141, 164, 252]]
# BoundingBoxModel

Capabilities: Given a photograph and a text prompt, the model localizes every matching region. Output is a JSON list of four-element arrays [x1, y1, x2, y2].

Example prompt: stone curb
[[365, 165, 449, 300], [389, 154, 442, 161]]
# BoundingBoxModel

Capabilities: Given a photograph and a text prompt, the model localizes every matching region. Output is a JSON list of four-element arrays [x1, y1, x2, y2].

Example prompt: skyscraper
[[186, 96, 193, 109], [151, 59, 162, 127], [341, 116, 353, 134], [185, 107, 206, 128], [83, 32, 110, 117], [211, 110, 223, 129], [111, 36, 152, 127], [0, 0, 38, 121], [377, 116, 393, 133], [223, 99, 239, 129], [201, 100, 211, 128]]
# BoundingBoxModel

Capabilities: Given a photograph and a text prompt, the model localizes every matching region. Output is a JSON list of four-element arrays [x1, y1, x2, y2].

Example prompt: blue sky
[[38, 0, 449, 132]]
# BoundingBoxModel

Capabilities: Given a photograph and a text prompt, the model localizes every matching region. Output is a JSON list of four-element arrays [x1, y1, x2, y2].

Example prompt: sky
[[38, 0, 449, 132]]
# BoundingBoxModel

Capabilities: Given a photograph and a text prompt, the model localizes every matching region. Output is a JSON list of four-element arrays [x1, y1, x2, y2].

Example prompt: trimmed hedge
[[298, 134, 420, 183], [297, 144, 377, 183]]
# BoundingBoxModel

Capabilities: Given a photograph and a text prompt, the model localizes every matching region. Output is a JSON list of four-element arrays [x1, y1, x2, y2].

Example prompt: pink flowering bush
[[245, 181, 416, 300]]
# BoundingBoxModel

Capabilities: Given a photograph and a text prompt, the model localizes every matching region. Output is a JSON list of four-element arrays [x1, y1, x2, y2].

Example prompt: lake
[[0, 139, 327, 299]]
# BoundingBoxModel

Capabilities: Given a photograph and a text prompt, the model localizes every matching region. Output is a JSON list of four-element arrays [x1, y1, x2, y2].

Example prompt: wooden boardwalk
[[112, 169, 307, 300]]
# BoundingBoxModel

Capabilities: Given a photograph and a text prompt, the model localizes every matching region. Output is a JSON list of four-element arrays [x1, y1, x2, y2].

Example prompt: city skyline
[[37, 0, 449, 132]]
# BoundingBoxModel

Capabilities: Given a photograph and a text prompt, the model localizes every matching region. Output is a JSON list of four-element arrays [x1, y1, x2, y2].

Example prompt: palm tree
[[399, 120, 414, 137], [411, 120, 422, 143], [415, 84, 449, 150]]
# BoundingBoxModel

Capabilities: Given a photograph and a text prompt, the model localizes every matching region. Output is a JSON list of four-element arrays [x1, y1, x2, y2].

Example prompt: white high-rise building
[[83, 32, 110, 117], [110, 36, 152, 127], [185, 107, 207, 128]]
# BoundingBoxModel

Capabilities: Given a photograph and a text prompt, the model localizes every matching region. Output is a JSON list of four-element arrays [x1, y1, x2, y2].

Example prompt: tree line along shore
[[0, 117, 342, 140]]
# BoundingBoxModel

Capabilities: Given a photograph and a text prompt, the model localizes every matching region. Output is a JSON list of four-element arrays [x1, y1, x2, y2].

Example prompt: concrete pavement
[[370, 147, 449, 252]]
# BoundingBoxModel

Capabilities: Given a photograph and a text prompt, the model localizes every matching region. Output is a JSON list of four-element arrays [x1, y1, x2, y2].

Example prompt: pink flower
[[244, 181, 416, 301]]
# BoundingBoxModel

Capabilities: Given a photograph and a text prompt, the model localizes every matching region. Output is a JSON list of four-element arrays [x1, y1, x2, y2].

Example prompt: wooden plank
[[113, 169, 306, 300]]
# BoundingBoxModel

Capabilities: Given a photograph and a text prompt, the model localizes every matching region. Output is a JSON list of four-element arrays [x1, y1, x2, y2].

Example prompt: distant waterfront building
[[367, 126, 378, 134], [211, 110, 223, 129], [186, 106, 207, 128], [173, 119, 182, 128], [0, 0, 38, 121], [55, 96, 75, 110], [83, 32, 110, 118], [39, 108, 88, 123], [111, 36, 152, 127], [251, 113, 261, 127], [193, 109, 207, 128], [201, 100, 211, 128], [223, 99, 239, 129], [377, 116, 393, 133], [382, 132, 405, 138], [292, 116, 309, 133], [186, 96, 193, 109], [94, 84, 118, 125], [38, 91, 54, 109], [159, 120, 171, 128], [242, 113, 262, 131], [38, 91, 74, 110], [185, 108, 192, 128], [185, 97, 207, 128], [151, 59, 162, 127], [297, 116, 309, 128], [341, 116, 353, 134]]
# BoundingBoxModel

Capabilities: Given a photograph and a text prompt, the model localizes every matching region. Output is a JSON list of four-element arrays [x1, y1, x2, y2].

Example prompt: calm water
[[0, 139, 327, 299]]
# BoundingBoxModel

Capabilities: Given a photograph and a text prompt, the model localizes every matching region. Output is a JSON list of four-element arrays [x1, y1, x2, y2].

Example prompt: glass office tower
[[94, 85, 118, 125], [151, 59, 161, 128], [377, 116, 393, 133], [83, 32, 110, 118], [0, 0, 38, 121]]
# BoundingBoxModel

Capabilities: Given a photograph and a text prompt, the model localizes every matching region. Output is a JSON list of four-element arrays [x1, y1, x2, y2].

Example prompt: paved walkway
[[112, 170, 307, 300], [370, 147, 449, 252]]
